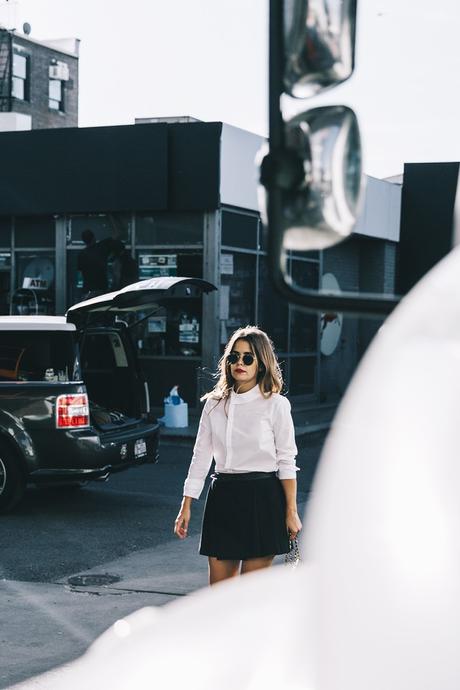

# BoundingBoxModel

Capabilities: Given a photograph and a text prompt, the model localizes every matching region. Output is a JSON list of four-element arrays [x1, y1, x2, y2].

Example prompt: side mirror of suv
[[260, 1, 459, 318]]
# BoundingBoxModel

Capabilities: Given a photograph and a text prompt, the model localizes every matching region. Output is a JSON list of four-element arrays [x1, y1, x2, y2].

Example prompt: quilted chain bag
[[285, 537, 301, 569]]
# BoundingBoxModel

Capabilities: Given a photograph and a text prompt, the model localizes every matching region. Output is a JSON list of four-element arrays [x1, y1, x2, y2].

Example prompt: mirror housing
[[260, 105, 363, 253], [284, 0, 358, 98], [261, 0, 400, 317]]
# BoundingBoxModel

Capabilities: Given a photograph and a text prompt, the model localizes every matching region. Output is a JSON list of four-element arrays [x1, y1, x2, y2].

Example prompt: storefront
[[0, 119, 353, 410], [0, 214, 321, 409]]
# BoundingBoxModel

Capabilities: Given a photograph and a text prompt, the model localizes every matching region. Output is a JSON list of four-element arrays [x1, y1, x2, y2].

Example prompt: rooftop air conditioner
[[49, 62, 69, 81]]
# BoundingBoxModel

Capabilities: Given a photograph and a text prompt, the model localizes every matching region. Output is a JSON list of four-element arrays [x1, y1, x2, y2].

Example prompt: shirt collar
[[230, 385, 263, 404]]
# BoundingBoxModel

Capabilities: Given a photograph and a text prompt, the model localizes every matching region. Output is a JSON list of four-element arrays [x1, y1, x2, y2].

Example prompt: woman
[[174, 326, 302, 585]]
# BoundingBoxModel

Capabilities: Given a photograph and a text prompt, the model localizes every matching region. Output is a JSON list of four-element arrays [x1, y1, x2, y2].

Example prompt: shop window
[[177, 252, 202, 278], [222, 210, 259, 250], [68, 214, 131, 246], [15, 216, 55, 248], [257, 255, 289, 353], [67, 250, 85, 308], [220, 252, 256, 345], [290, 307, 318, 352], [49, 78, 64, 111], [0, 252, 11, 316], [137, 301, 202, 359], [288, 252, 320, 288], [133, 250, 203, 359], [288, 356, 316, 396], [11, 50, 29, 101], [287, 254, 320, 351], [0, 217, 11, 247], [67, 215, 133, 307], [0, 218, 11, 315], [12, 252, 55, 315], [136, 213, 203, 245]]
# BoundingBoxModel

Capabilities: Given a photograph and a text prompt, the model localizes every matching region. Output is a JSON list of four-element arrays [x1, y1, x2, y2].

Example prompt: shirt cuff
[[277, 466, 300, 480], [183, 477, 205, 499]]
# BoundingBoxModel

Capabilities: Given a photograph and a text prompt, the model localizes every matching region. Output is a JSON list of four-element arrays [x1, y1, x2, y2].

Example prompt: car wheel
[[0, 445, 26, 513]]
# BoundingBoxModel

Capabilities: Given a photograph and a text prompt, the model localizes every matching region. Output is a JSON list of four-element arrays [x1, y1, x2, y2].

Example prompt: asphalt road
[[1, 443, 194, 583], [0, 438, 324, 583]]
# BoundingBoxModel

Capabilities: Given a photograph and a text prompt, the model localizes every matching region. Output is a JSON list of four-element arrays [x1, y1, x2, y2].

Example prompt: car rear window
[[0, 331, 80, 382]]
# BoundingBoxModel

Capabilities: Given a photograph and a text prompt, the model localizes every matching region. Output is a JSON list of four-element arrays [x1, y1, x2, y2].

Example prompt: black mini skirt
[[199, 471, 290, 561]]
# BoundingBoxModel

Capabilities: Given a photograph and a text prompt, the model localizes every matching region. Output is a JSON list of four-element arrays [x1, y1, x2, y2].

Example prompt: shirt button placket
[[225, 396, 234, 469]]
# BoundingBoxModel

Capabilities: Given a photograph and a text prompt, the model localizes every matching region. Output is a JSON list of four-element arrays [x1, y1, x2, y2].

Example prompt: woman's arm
[[280, 478, 302, 539], [182, 402, 214, 499], [174, 495, 193, 539], [174, 401, 214, 539], [273, 396, 302, 538]]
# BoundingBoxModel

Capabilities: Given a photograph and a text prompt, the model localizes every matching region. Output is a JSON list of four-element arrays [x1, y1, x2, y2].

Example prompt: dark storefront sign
[[168, 122, 221, 211], [0, 122, 222, 216], [0, 125, 168, 215]]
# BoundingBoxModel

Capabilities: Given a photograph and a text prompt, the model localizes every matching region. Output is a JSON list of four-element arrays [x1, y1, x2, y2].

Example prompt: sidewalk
[[159, 396, 340, 445]]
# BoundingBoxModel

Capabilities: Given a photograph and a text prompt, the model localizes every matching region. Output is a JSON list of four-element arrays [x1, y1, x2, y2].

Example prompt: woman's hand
[[174, 498, 192, 539], [286, 508, 302, 541]]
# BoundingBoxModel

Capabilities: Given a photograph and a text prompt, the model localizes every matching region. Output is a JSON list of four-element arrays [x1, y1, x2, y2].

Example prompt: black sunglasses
[[227, 352, 255, 366]]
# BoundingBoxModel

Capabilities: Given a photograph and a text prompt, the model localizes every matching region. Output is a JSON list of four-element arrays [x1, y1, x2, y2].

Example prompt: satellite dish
[[23, 22, 31, 35], [320, 273, 343, 356]]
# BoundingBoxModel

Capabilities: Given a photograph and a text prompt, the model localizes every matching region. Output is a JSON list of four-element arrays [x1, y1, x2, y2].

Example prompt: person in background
[[77, 226, 119, 299], [174, 325, 302, 585], [111, 240, 139, 290]]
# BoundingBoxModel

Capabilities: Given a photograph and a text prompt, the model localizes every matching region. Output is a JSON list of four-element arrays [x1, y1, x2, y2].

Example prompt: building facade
[[0, 120, 406, 412], [0, 27, 79, 131]]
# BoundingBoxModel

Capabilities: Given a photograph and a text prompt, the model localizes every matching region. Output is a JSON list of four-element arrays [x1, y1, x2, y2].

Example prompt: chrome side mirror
[[260, 105, 363, 253], [260, 0, 399, 316], [284, 0, 357, 97]]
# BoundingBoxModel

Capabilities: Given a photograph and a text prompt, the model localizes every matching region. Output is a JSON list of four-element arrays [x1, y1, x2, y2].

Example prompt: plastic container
[[163, 385, 188, 427], [164, 401, 188, 428]]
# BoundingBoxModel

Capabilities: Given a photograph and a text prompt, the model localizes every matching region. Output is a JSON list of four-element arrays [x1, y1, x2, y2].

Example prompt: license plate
[[134, 438, 147, 458]]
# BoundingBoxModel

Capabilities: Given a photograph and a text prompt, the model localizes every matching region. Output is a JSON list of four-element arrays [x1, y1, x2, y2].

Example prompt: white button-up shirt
[[183, 385, 299, 499]]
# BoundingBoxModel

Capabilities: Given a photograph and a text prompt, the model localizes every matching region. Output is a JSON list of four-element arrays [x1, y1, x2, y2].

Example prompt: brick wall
[[6, 34, 78, 128]]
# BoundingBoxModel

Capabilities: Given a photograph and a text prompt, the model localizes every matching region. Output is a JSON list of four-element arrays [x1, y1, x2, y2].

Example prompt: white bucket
[[164, 402, 188, 428]]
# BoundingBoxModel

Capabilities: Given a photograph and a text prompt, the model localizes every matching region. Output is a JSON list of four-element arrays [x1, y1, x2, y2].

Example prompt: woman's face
[[228, 338, 259, 391]]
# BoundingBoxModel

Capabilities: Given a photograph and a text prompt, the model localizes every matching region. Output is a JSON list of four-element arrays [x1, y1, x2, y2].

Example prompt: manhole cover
[[67, 573, 121, 587]]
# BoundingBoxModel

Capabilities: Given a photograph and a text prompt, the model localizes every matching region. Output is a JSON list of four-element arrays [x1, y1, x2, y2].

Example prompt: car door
[[66, 277, 217, 414], [66, 277, 217, 327]]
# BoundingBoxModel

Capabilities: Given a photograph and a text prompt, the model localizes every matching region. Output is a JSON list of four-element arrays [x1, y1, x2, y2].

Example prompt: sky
[[0, 0, 459, 179]]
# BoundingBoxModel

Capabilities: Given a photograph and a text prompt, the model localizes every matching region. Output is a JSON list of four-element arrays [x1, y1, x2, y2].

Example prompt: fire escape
[[0, 28, 12, 112]]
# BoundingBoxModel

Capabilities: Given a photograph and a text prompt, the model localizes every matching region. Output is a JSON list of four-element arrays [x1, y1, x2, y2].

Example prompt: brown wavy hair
[[202, 326, 283, 403]]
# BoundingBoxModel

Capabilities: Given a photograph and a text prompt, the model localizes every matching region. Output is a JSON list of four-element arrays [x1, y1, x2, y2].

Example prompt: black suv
[[0, 277, 215, 512]]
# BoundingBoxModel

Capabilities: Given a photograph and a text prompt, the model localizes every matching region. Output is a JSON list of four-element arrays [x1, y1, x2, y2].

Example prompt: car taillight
[[56, 394, 89, 429]]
